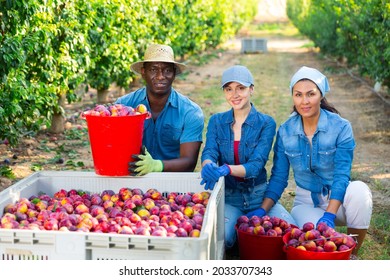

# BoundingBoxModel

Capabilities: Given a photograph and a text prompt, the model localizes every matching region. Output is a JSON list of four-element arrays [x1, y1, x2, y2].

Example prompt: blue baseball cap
[[290, 66, 330, 96], [221, 65, 254, 88]]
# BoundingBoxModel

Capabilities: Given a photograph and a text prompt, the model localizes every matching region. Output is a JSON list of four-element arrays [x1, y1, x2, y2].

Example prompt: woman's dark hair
[[291, 79, 340, 115], [320, 97, 339, 114]]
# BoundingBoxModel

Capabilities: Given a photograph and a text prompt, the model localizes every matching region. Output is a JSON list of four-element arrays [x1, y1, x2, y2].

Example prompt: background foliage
[[0, 0, 257, 146], [286, 0, 390, 88]]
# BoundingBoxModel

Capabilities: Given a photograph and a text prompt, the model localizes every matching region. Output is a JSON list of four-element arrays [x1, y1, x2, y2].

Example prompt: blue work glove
[[217, 164, 231, 177], [200, 163, 231, 191], [201, 162, 220, 182], [317, 212, 336, 228], [200, 178, 218, 191], [246, 207, 266, 219], [129, 146, 163, 176], [200, 162, 219, 191]]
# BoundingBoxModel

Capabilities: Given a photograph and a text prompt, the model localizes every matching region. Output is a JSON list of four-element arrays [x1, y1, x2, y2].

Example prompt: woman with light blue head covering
[[289, 66, 337, 115], [289, 66, 330, 96], [255, 66, 372, 259]]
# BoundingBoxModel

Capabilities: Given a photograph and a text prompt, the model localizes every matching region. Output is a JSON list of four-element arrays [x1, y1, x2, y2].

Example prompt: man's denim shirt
[[265, 109, 355, 206], [201, 104, 276, 191], [116, 87, 204, 160]]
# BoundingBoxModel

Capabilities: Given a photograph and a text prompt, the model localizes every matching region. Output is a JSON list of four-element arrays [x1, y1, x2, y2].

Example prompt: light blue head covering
[[221, 65, 254, 88], [289, 66, 330, 96]]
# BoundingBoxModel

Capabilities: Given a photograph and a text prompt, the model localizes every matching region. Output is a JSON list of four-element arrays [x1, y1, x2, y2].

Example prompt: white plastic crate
[[0, 171, 224, 260], [241, 38, 268, 53]]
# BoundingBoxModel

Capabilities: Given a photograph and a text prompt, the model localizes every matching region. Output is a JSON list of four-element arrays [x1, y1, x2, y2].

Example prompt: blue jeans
[[224, 182, 296, 249]]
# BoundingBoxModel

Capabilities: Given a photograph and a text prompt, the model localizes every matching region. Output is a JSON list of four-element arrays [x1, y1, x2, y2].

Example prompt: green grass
[[0, 166, 16, 179]]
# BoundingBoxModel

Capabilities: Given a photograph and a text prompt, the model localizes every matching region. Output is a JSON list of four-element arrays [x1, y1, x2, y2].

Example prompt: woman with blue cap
[[200, 65, 296, 254], [255, 66, 372, 258]]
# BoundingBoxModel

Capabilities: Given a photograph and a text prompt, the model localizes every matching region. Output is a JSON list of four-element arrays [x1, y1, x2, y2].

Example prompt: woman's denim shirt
[[201, 104, 276, 191], [265, 109, 355, 206]]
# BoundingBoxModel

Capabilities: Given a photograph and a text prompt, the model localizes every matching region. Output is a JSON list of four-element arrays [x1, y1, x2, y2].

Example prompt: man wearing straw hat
[[116, 43, 204, 176]]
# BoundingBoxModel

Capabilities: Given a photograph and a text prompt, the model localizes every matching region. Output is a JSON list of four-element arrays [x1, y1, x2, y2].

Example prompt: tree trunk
[[119, 87, 126, 96], [50, 113, 65, 134], [50, 93, 66, 134], [97, 88, 110, 103]]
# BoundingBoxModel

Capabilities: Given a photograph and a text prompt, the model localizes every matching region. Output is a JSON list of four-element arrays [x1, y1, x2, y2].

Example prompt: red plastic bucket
[[282, 232, 355, 260], [85, 113, 147, 176], [236, 225, 287, 260]]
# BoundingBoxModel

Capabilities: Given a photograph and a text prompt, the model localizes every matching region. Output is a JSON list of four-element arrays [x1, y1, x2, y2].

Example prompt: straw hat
[[130, 44, 187, 75]]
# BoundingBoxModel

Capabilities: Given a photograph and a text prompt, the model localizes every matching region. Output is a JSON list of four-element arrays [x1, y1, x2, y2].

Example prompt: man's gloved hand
[[246, 207, 266, 219], [317, 212, 336, 228], [129, 146, 163, 176]]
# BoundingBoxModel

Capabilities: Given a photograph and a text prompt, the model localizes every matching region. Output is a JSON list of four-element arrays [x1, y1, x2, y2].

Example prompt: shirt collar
[[142, 87, 178, 108], [224, 103, 258, 127], [167, 88, 178, 108], [292, 109, 329, 135]]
